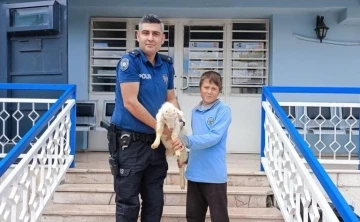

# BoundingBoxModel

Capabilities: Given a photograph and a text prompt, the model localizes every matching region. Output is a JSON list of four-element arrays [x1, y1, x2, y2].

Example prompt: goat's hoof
[[151, 143, 159, 149]]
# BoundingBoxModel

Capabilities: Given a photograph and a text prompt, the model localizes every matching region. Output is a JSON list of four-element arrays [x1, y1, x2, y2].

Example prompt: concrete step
[[53, 183, 273, 208], [64, 168, 270, 187], [42, 204, 284, 222]]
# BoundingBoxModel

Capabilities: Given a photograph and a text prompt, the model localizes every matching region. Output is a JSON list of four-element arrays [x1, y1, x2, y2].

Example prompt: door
[[176, 20, 269, 153], [87, 19, 176, 151], [176, 23, 226, 139], [0, 0, 68, 154]]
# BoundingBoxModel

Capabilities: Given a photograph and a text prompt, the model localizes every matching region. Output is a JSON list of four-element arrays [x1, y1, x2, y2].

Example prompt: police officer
[[111, 14, 180, 222]]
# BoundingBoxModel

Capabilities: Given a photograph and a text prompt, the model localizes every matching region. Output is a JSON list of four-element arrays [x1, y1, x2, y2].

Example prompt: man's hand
[[172, 137, 185, 152], [163, 126, 172, 141], [163, 125, 172, 136]]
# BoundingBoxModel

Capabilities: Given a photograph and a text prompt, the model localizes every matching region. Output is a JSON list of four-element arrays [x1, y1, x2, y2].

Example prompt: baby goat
[[151, 102, 188, 190]]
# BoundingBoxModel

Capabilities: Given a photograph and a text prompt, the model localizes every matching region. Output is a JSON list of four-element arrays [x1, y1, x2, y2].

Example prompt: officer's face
[[200, 79, 220, 105], [137, 23, 165, 57]]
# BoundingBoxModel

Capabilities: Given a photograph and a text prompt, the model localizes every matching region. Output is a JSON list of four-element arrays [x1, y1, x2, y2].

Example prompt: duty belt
[[120, 129, 156, 143]]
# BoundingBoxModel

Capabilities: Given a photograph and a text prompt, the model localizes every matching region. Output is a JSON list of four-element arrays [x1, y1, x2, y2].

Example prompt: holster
[[107, 123, 119, 176]]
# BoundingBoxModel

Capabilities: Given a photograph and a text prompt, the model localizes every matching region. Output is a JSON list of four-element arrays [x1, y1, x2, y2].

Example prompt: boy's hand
[[172, 137, 185, 152]]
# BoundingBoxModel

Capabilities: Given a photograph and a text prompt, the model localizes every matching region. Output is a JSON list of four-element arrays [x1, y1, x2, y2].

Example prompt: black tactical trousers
[[114, 139, 168, 222], [186, 180, 230, 222]]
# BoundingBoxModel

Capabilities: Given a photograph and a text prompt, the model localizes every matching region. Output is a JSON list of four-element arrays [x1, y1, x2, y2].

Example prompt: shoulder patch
[[119, 58, 129, 71], [158, 53, 173, 64], [128, 49, 140, 57]]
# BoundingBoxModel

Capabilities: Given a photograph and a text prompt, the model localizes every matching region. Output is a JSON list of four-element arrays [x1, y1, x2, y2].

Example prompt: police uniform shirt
[[111, 49, 174, 134]]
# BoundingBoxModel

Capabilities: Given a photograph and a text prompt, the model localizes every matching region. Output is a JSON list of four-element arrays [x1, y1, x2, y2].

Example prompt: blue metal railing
[[0, 83, 76, 178], [260, 86, 360, 222]]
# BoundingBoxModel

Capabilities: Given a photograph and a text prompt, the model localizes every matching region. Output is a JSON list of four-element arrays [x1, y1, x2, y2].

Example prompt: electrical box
[[4, 1, 60, 33]]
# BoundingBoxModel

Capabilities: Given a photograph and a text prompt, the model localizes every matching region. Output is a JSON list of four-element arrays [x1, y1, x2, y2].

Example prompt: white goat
[[151, 102, 188, 190]]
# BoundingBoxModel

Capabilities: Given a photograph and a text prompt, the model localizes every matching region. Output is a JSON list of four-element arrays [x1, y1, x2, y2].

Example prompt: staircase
[[41, 154, 284, 221]]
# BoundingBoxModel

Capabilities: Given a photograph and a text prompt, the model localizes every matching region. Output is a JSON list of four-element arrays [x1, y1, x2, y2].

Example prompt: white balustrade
[[275, 102, 360, 166], [0, 99, 58, 158], [262, 101, 339, 222], [0, 99, 75, 222]]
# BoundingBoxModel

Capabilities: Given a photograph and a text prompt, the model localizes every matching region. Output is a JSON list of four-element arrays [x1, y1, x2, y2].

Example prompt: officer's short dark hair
[[139, 14, 164, 32], [199, 71, 223, 92]]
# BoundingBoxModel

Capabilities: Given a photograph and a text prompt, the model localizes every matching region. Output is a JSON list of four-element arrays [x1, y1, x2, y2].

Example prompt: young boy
[[172, 71, 232, 222]]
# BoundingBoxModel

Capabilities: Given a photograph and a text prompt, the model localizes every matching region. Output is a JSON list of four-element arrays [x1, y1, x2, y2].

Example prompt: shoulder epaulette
[[128, 49, 140, 57], [158, 53, 173, 64]]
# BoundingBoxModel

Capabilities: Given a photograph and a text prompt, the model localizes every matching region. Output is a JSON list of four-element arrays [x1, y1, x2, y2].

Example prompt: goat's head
[[161, 104, 184, 131]]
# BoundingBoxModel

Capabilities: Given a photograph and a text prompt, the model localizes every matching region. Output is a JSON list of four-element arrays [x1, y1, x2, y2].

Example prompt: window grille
[[230, 22, 269, 94], [183, 25, 224, 94], [182, 20, 269, 94], [90, 19, 128, 92], [89, 19, 269, 94]]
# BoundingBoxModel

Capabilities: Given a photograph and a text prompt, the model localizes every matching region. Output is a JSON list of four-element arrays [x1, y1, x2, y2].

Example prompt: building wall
[[271, 13, 360, 102], [69, 0, 360, 8], [1, 0, 359, 100], [271, 13, 360, 87], [68, 5, 360, 101], [315, 171, 360, 215], [68, 8, 89, 99]]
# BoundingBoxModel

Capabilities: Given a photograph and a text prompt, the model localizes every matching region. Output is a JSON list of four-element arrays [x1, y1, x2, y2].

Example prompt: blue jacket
[[182, 99, 232, 183]]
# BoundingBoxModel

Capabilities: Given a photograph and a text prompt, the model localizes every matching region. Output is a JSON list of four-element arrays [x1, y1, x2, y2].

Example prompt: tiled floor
[[73, 151, 263, 173], [73, 151, 359, 172]]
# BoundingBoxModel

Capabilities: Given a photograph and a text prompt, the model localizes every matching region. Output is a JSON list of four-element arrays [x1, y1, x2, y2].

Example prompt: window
[[182, 20, 269, 95], [10, 7, 50, 27], [231, 22, 268, 94], [90, 19, 127, 92], [89, 18, 269, 94], [183, 25, 224, 94], [89, 18, 176, 92]]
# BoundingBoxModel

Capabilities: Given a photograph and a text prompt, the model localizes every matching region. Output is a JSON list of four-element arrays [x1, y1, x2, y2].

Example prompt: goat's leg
[[179, 162, 185, 190], [151, 121, 164, 149], [178, 149, 188, 166], [178, 150, 187, 190], [171, 130, 181, 156]]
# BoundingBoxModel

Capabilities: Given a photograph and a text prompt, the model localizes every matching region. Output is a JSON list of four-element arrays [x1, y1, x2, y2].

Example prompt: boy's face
[[200, 78, 220, 105]]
